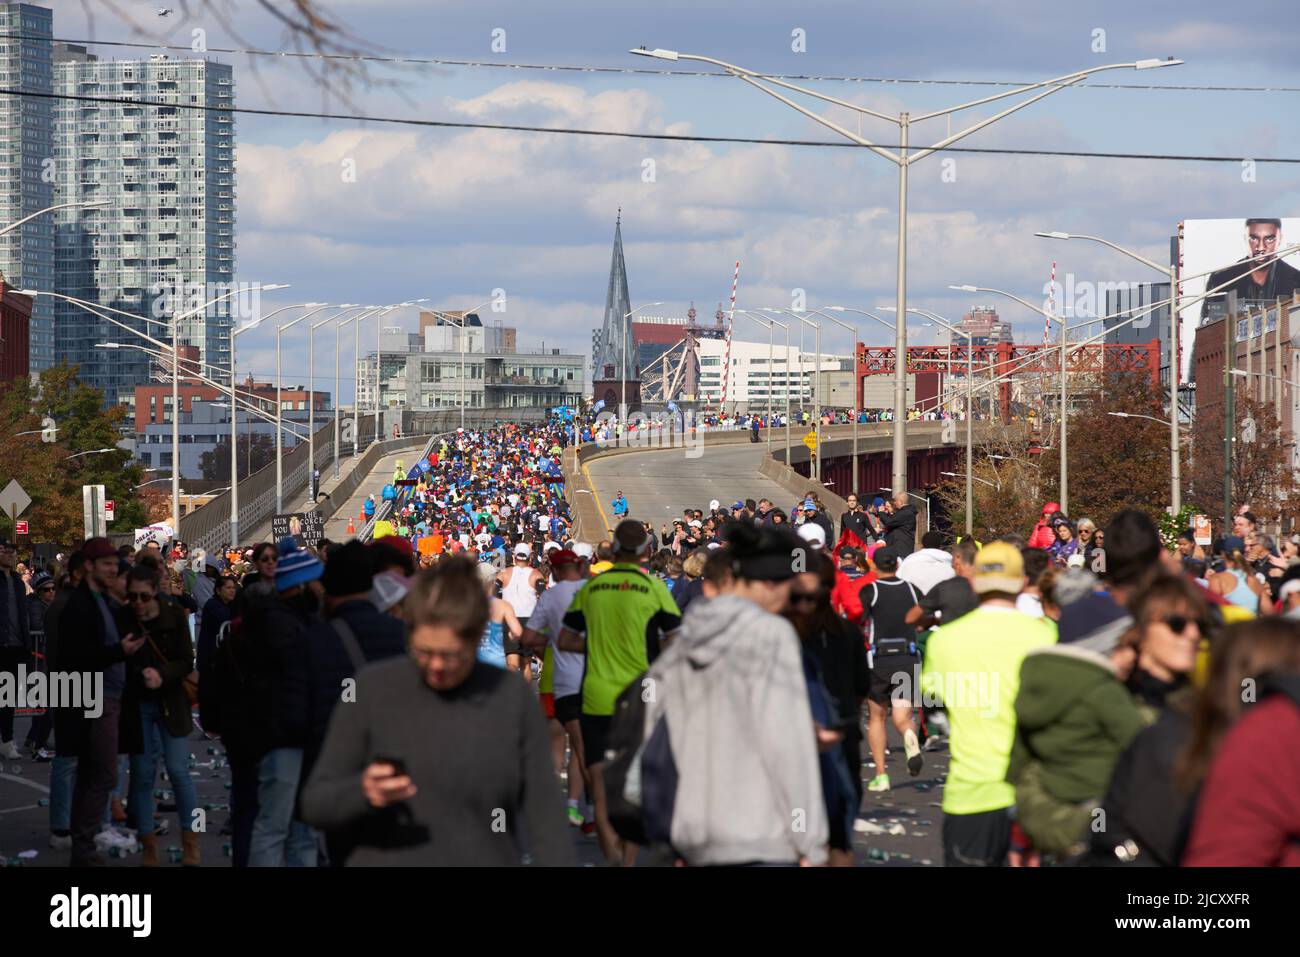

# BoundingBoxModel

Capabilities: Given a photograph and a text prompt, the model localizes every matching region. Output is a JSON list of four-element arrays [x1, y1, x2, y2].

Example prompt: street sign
[[1, 479, 31, 522], [15, 521, 28, 535], [802, 430, 818, 450], [104, 500, 115, 522]]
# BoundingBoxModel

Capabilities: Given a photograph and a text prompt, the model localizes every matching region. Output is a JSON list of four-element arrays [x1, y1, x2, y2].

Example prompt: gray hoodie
[[643, 594, 829, 866]]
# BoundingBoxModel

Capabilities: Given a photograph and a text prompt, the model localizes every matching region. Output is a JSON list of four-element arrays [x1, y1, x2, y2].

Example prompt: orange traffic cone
[[358, 508, 365, 522], [347, 516, 356, 535]]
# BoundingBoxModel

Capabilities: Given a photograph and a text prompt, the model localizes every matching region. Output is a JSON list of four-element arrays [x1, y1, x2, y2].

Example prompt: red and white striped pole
[[721, 260, 740, 418]]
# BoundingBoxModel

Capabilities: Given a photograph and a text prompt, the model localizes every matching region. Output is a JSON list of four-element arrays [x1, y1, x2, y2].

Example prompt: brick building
[[0, 279, 31, 385]]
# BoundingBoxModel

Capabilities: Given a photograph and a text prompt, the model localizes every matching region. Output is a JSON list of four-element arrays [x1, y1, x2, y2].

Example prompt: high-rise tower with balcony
[[0, 3, 55, 371], [54, 47, 235, 404]]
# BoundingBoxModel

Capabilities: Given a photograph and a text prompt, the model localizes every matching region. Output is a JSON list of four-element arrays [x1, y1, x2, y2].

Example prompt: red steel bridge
[[856, 340, 1162, 420]]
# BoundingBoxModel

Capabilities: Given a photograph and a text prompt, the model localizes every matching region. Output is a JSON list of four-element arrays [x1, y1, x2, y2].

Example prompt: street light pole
[[1035, 229, 1182, 514], [616, 303, 664, 440], [894, 306, 975, 537], [274, 304, 331, 512], [766, 309, 822, 482], [629, 46, 1182, 496], [804, 308, 860, 495], [950, 283, 1070, 513]]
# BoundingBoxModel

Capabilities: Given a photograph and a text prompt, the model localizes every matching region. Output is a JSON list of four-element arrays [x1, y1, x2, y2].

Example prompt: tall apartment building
[[53, 46, 235, 405], [0, 3, 54, 371], [953, 306, 1013, 347]]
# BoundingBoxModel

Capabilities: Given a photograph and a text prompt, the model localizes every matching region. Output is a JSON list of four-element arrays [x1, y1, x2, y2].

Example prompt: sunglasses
[[126, 592, 156, 603], [1160, 614, 1197, 636]]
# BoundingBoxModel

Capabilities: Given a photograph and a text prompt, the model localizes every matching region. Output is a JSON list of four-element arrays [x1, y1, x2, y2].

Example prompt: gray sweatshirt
[[644, 594, 829, 866]]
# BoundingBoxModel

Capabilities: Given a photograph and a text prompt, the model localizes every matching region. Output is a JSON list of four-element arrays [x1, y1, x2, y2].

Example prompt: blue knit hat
[[274, 536, 323, 592]]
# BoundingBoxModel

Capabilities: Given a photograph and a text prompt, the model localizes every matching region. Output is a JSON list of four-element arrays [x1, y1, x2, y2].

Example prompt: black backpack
[[602, 672, 678, 847]]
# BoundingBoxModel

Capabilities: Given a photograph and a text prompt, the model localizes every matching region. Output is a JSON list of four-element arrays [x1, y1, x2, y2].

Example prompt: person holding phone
[[300, 557, 574, 866], [120, 567, 199, 866], [54, 537, 148, 866]]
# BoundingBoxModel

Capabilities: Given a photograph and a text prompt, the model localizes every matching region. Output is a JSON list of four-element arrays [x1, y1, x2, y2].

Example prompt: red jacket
[[1182, 692, 1300, 866], [831, 568, 876, 627], [1027, 520, 1055, 550]]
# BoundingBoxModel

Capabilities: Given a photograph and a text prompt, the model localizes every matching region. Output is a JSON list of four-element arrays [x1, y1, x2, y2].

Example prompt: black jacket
[[806, 615, 870, 744], [807, 511, 835, 544], [0, 569, 30, 652], [120, 601, 195, 741], [53, 582, 130, 758], [881, 504, 918, 557], [840, 509, 874, 545], [196, 595, 233, 676], [299, 599, 407, 783], [203, 589, 318, 761], [1089, 706, 1194, 867]]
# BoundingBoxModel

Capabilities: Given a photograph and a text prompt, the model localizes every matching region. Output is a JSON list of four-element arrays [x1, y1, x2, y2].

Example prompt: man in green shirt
[[920, 541, 1056, 867], [558, 520, 682, 864]]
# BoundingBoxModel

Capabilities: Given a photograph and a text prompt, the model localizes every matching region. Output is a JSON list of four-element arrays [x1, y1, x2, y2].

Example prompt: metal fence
[[178, 412, 384, 555]]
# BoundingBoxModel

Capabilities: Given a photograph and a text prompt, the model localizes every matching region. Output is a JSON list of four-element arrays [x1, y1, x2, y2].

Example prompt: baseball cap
[[572, 542, 595, 560], [802, 499, 816, 510], [972, 542, 1025, 595], [1279, 578, 1300, 603], [797, 523, 827, 548], [514, 542, 531, 558], [731, 501, 745, 511], [1042, 501, 1060, 516], [369, 571, 410, 613], [549, 549, 580, 567], [82, 537, 116, 561], [708, 499, 720, 511], [689, 519, 702, 528]]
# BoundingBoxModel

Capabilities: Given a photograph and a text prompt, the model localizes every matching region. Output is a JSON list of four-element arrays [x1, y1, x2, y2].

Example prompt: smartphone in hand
[[373, 755, 408, 777]]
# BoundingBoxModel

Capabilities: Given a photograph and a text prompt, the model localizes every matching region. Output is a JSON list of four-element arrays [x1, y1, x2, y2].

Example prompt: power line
[[7, 32, 1298, 94], [2, 86, 1296, 164]]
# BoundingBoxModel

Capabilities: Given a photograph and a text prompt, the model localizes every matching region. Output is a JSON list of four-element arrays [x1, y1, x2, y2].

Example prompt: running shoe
[[48, 832, 72, 850], [903, 729, 924, 777], [30, 747, 54, 762], [566, 805, 585, 827], [866, 774, 891, 793], [0, 740, 20, 760]]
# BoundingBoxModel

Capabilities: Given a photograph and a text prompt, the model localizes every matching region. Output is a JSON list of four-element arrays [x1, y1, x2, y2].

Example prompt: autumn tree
[[1190, 390, 1298, 530], [935, 371, 1182, 541], [0, 364, 146, 543]]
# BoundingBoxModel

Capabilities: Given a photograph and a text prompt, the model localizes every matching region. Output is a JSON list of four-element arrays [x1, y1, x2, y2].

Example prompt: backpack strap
[[331, 617, 367, 672]]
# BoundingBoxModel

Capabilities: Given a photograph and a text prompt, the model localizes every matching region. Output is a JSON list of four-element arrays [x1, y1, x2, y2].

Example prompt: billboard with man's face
[[1179, 217, 1300, 379]]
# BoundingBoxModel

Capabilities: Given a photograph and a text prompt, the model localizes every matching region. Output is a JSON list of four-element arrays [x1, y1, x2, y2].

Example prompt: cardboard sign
[[372, 520, 395, 540], [271, 511, 325, 546], [134, 524, 173, 548], [1193, 514, 1213, 547]]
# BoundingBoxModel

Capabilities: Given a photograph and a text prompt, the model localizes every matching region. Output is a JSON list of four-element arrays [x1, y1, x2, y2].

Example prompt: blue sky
[[55, 0, 1300, 402]]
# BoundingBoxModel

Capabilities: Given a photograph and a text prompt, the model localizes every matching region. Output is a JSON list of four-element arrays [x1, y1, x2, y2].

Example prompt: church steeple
[[597, 211, 633, 380]]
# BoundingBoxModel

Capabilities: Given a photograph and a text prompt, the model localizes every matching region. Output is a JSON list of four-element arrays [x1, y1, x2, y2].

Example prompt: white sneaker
[[0, 740, 21, 760], [95, 828, 138, 853], [48, 832, 72, 850]]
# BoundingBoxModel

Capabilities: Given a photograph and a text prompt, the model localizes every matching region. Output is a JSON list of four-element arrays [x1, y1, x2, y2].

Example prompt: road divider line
[[0, 772, 50, 794]]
